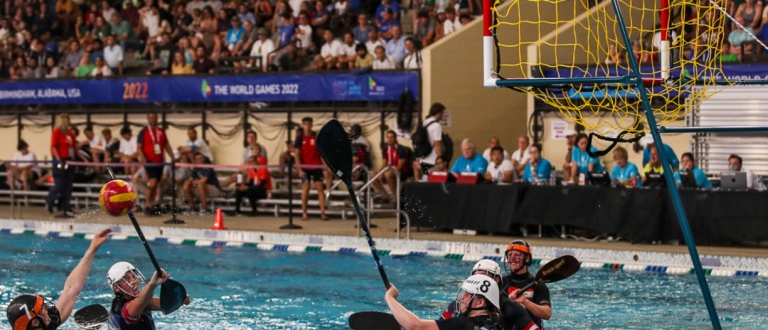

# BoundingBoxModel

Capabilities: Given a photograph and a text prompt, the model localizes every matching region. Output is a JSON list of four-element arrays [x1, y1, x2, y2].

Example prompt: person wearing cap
[[434, 8, 447, 43], [385, 274, 540, 330], [640, 134, 678, 173], [250, 27, 276, 71], [225, 16, 245, 51], [562, 129, 578, 182], [106, 262, 190, 329], [5, 228, 112, 330], [439, 260, 539, 330], [501, 240, 551, 329]]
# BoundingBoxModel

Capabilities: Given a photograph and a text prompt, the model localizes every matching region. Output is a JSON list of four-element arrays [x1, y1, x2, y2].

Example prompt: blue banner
[[0, 71, 419, 105]]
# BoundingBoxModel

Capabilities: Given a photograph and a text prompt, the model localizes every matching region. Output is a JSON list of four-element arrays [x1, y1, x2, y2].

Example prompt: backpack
[[411, 120, 454, 163]]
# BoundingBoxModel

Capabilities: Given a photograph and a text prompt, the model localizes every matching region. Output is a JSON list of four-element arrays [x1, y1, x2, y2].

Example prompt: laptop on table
[[720, 172, 747, 190]]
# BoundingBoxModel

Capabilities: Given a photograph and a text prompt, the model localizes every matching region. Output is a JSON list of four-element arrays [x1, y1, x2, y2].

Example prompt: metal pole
[[658, 125, 768, 133], [164, 161, 186, 224], [281, 111, 301, 230], [611, 0, 721, 328]]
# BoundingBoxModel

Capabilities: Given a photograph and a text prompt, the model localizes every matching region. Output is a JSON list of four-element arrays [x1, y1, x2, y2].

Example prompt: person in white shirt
[[484, 146, 515, 184], [8, 140, 40, 191], [511, 135, 531, 176], [103, 35, 124, 75], [338, 31, 358, 69], [414, 103, 446, 180], [728, 154, 766, 190], [178, 127, 214, 162], [118, 127, 138, 175], [443, 6, 462, 35], [242, 130, 268, 163], [293, 12, 314, 54], [83, 126, 105, 169], [320, 29, 342, 69], [250, 27, 276, 72], [402, 37, 422, 69], [365, 27, 387, 55], [373, 45, 396, 70], [482, 136, 509, 162]]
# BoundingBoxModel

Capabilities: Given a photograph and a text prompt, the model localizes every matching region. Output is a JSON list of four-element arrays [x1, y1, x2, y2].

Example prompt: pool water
[[1, 233, 768, 329]]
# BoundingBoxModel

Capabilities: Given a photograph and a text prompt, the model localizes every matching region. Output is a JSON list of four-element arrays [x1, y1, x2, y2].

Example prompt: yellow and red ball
[[99, 180, 137, 216]]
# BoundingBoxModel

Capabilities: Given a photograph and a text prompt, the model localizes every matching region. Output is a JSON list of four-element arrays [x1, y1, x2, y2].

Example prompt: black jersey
[[436, 315, 501, 330], [46, 305, 63, 329], [107, 296, 155, 330], [440, 295, 540, 330], [501, 273, 551, 329]]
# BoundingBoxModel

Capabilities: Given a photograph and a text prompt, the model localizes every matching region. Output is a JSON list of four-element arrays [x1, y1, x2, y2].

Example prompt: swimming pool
[[1, 233, 767, 329]]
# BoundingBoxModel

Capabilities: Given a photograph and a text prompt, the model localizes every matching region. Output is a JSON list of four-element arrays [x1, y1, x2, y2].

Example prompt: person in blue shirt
[[277, 13, 295, 48], [451, 138, 488, 175], [225, 16, 246, 51], [641, 135, 678, 172], [673, 152, 713, 189], [570, 133, 604, 182], [609, 146, 642, 188], [521, 144, 552, 183]]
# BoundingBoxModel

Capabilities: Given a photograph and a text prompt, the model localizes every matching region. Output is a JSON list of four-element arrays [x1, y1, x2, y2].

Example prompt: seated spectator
[[121, 1, 141, 30], [61, 40, 85, 74], [365, 26, 387, 54], [293, 11, 314, 55], [251, 27, 276, 71], [118, 127, 138, 175], [642, 145, 665, 185], [171, 52, 193, 74], [521, 144, 552, 183], [308, 54, 326, 70], [338, 32, 358, 69], [223, 150, 272, 216], [484, 146, 514, 184], [146, 33, 176, 75], [320, 29, 342, 69], [172, 4, 194, 41], [511, 135, 531, 177], [92, 16, 111, 40], [609, 146, 641, 188], [30, 39, 56, 68], [277, 13, 296, 48], [55, 0, 79, 37], [34, 3, 57, 36], [719, 41, 739, 62], [605, 43, 620, 64], [311, 0, 331, 39], [434, 9, 447, 43], [673, 152, 712, 189], [83, 126, 105, 164], [193, 45, 216, 73], [23, 58, 43, 79], [386, 25, 407, 65], [183, 151, 221, 214], [376, 0, 400, 23], [102, 128, 121, 163], [139, 6, 163, 60], [242, 129, 268, 163], [372, 130, 410, 201], [570, 133, 604, 182], [178, 127, 214, 162], [353, 13, 372, 44], [727, 153, 765, 190], [373, 45, 395, 70], [640, 135, 678, 172], [354, 44, 374, 68], [450, 138, 488, 175], [89, 39, 105, 64], [104, 35, 124, 75], [414, 11, 435, 48], [225, 16, 246, 52], [728, 17, 755, 55], [443, 7, 462, 36], [7, 140, 40, 191], [237, 4, 256, 25], [44, 57, 61, 78], [332, 0, 354, 30], [403, 37, 422, 69], [254, 0, 273, 27], [234, 20, 258, 56], [350, 123, 372, 169], [75, 53, 95, 77], [112, 14, 143, 52], [482, 137, 509, 162], [459, 14, 472, 26], [378, 8, 399, 41], [430, 154, 450, 174]]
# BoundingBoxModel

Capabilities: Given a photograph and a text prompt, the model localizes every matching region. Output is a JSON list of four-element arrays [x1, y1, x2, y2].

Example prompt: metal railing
[[356, 166, 411, 239]]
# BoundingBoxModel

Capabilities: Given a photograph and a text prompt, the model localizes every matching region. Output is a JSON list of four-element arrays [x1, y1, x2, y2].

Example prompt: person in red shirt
[[224, 146, 273, 216], [372, 130, 410, 202], [293, 117, 328, 220], [136, 112, 174, 216], [46, 113, 79, 218]]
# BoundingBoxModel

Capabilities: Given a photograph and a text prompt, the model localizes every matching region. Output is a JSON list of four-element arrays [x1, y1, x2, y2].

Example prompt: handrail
[[355, 166, 411, 239], [324, 164, 369, 208]]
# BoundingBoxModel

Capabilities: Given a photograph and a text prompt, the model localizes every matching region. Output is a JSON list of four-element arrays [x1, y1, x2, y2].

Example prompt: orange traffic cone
[[210, 208, 227, 230]]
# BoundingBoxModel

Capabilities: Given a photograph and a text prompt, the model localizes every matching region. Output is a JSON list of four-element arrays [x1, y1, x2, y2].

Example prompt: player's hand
[[512, 290, 527, 304], [183, 294, 191, 305], [149, 269, 171, 286], [89, 228, 112, 251], [385, 284, 399, 300]]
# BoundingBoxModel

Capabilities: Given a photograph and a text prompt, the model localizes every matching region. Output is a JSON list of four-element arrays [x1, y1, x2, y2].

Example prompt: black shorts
[[420, 163, 434, 175], [145, 165, 164, 180], [302, 169, 324, 183]]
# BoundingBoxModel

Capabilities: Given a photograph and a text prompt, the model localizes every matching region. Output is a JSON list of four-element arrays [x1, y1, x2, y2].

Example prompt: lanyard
[[146, 126, 158, 145]]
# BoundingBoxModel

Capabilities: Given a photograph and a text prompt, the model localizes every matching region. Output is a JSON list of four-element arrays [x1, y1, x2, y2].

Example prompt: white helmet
[[458, 274, 500, 310], [472, 260, 502, 281], [107, 262, 145, 297]]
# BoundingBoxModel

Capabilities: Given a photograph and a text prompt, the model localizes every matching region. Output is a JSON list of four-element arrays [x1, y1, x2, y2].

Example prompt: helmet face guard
[[452, 274, 500, 317], [504, 240, 532, 272], [108, 263, 146, 298], [6, 294, 58, 330]]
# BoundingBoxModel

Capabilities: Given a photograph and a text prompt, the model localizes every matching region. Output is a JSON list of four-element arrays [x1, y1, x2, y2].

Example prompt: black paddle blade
[[160, 279, 187, 315], [536, 255, 581, 283], [349, 311, 402, 330], [73, 304, 109, 330], [317, 119, 353, 185]]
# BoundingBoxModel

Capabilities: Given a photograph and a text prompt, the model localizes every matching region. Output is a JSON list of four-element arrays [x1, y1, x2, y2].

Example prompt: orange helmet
[[504, 240, 532, 266]]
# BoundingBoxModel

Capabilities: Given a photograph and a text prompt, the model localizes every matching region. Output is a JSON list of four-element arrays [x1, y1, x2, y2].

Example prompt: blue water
[[1, 233, 768, 329]]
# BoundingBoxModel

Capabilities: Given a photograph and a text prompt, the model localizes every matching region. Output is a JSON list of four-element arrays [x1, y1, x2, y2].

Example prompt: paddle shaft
[[347, 183, 390, 290], [512, 281, 536, 299], [105, 165, 163, 274]]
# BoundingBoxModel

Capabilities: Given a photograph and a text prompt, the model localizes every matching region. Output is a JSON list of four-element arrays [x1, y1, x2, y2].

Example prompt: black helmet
[[505, 239, 532, 266], [6, 294, 44, 330]]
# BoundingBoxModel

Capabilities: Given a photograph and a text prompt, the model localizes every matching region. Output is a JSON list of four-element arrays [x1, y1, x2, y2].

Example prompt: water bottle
[[549, 176, 556, 186], [578, 173, 585, 186], [237, 173, 243, 184]]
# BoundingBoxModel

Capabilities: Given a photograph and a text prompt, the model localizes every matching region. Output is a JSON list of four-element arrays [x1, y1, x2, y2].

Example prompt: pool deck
[[3, 205, 767, 259]]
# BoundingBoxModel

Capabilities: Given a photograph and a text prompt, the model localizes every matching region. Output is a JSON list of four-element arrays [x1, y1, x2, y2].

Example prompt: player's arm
[[521, 300, 552, 320], [126, 270, 169, 318], [384, 285, 439, 330], [56, 228, 112, 322]]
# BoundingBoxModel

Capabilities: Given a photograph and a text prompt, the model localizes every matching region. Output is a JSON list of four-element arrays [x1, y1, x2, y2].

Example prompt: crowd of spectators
[[0, 0, 474, 79]]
